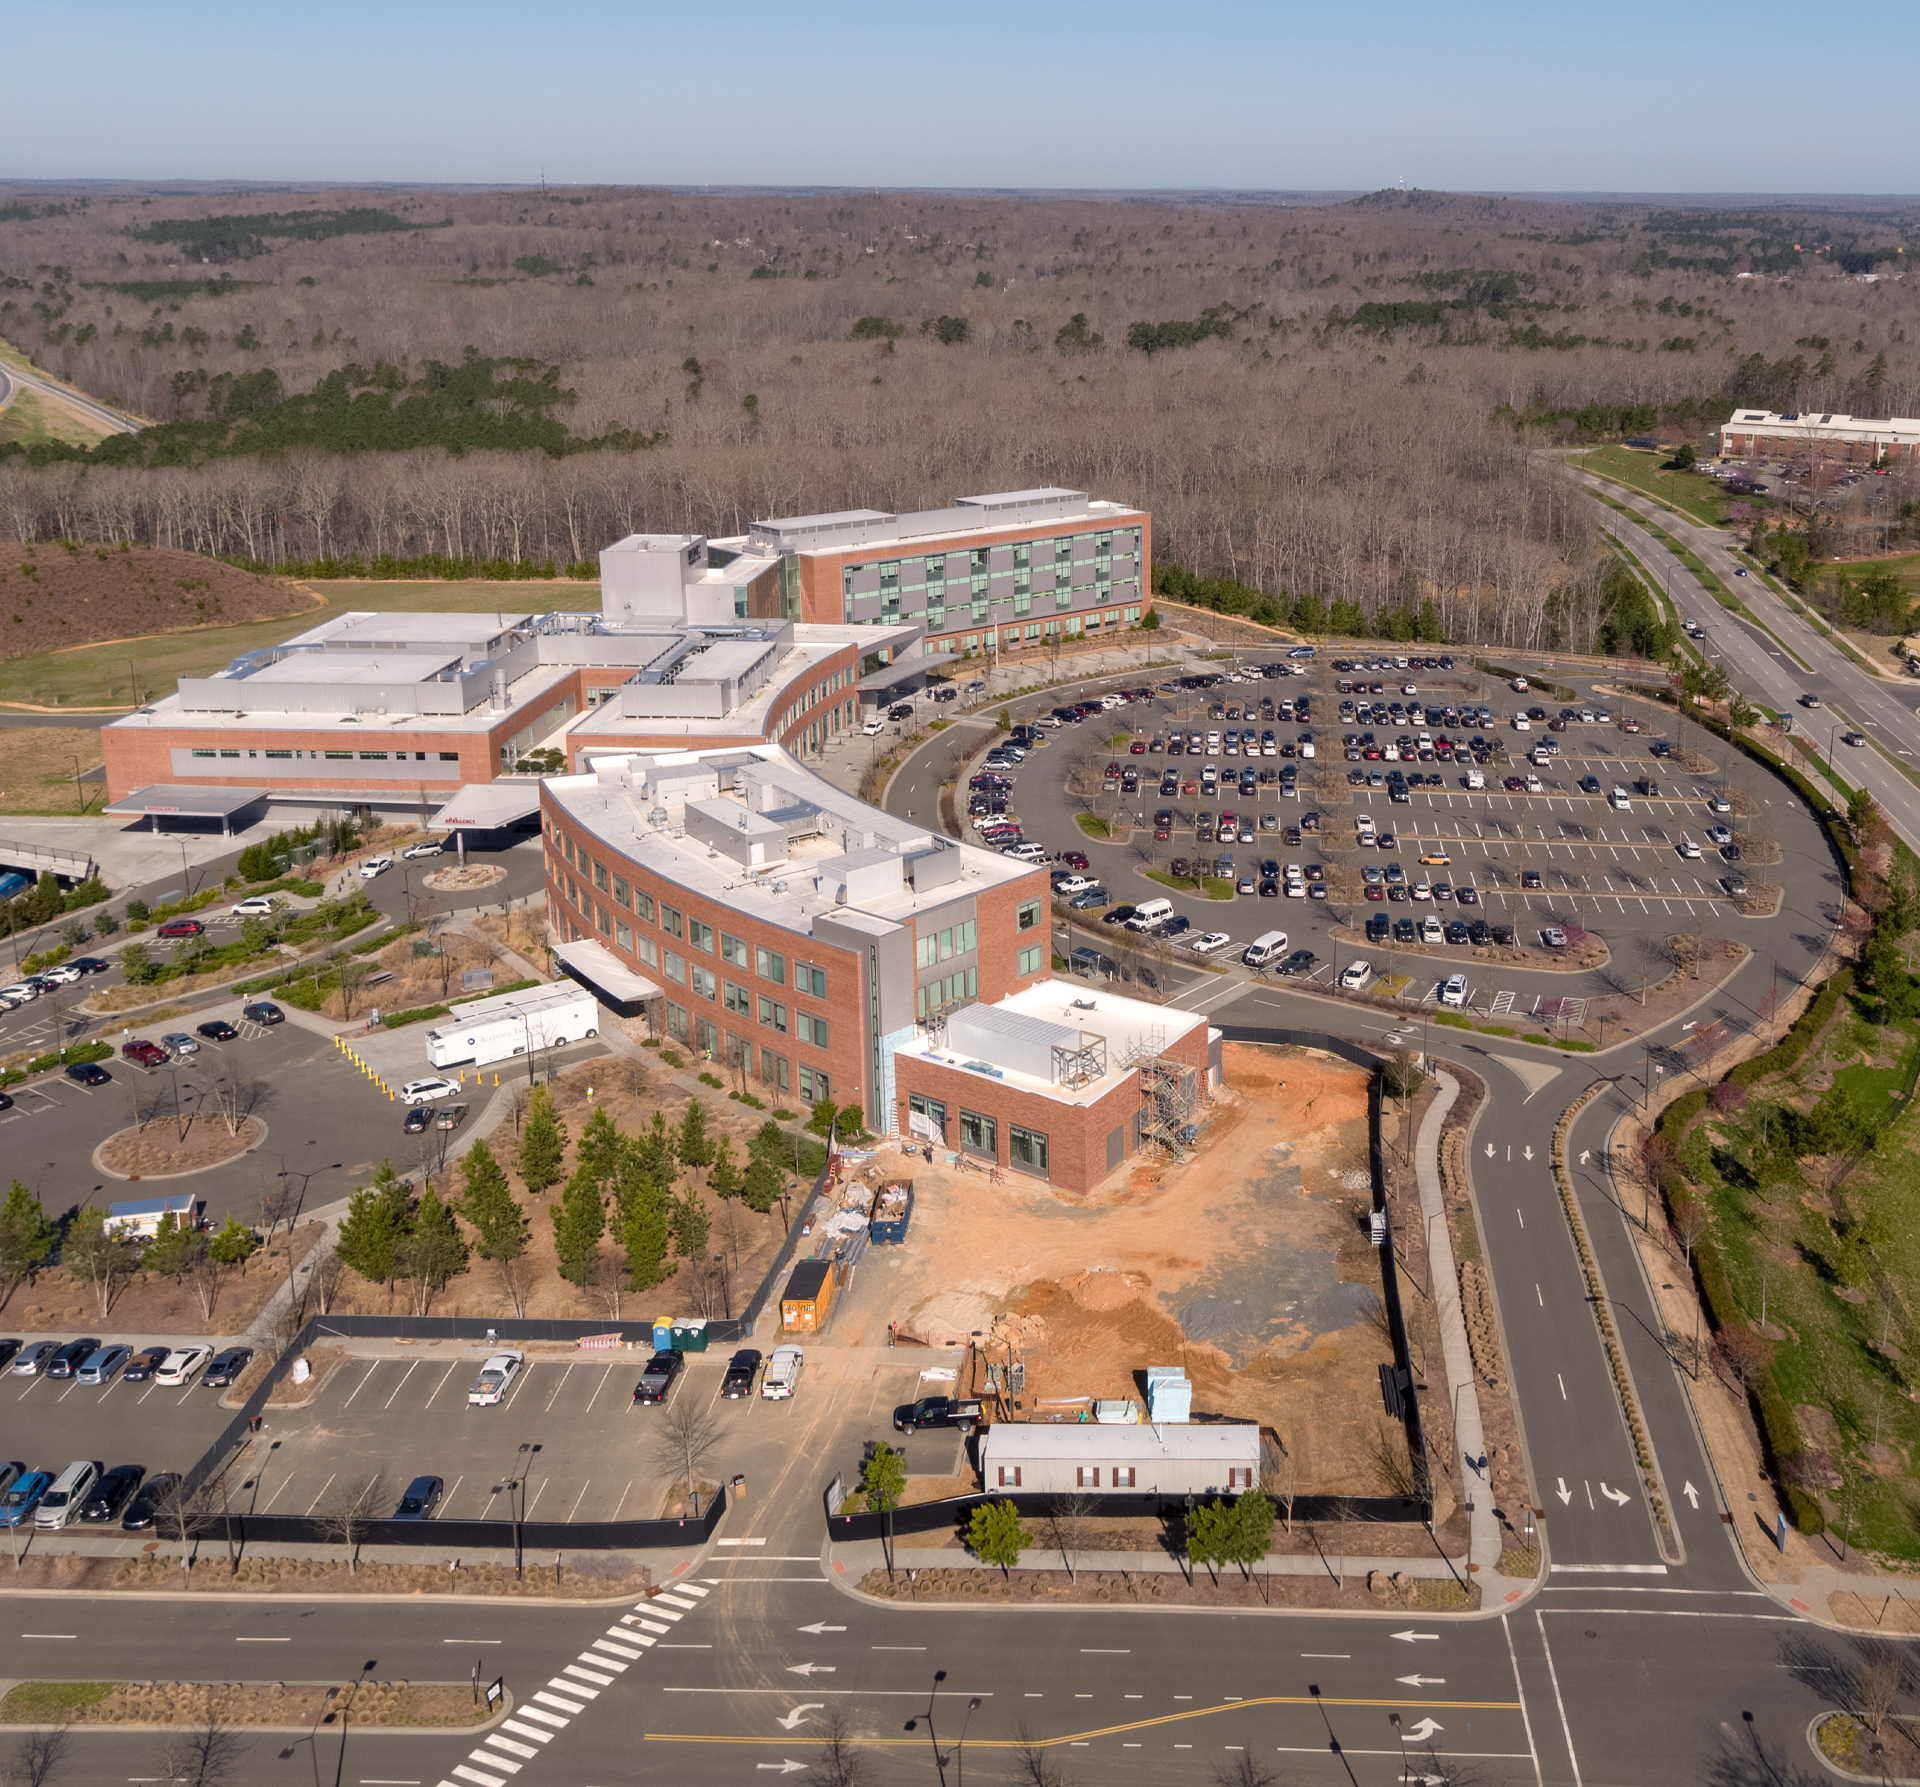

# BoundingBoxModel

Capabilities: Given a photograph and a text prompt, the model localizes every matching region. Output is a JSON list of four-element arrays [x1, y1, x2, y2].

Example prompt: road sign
[[485, 1677, 503, 1710]]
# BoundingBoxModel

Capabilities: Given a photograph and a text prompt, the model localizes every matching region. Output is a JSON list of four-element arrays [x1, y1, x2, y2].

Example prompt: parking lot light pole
[[334, 1660, 378, 1787], [278, 1683, 339, 1787]]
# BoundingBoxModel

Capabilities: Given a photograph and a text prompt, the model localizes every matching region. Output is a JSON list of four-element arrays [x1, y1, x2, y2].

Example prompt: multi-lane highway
[[0, 355, 142, 438]]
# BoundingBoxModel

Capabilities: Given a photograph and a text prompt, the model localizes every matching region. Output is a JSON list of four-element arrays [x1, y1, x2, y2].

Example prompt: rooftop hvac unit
[[649, 808, 669, 828]]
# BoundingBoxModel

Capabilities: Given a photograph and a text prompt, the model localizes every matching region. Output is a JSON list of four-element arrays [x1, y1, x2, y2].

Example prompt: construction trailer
[[979, 1422, 1260, 1496], [779, 1255, 848, 1333]]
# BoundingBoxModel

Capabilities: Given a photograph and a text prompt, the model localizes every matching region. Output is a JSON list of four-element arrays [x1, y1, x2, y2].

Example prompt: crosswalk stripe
[[451, 1766, 507, 1787], [593, 1638, 644, 1659], [653, 1593, 698, 1609], [484, 1734, 539, 1759], [501, 1719, 554, 1743], [511, 1708, 569, 1731], [544, 1680, 594, 1702], [467, 1753, 520, 1776], [561, 1663, 614, 1686], [647, 1607, 683, 1621], [625, 1616, 671, 1633], [531, 1692, 583, 1716], [675, 1582, 710, 1597]]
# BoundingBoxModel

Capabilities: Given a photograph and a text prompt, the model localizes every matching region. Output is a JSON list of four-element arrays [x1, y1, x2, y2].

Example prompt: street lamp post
[[334, 1659, 379, 1787]]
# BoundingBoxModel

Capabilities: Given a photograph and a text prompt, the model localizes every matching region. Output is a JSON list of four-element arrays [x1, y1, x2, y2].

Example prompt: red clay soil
[[0, 542, 314, 663]]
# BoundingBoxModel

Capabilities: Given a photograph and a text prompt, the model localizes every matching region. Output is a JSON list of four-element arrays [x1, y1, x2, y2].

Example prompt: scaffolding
[[1119, 1027, 1202, 1161]]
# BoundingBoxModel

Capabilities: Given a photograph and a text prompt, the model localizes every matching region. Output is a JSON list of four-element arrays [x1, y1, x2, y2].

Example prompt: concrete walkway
[[1417, 1069, 1535, 1607]]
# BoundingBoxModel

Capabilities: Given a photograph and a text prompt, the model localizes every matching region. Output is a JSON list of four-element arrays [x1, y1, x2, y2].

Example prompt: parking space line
[[339, 1362, 381, 1410], [303, 1472, 337, 1516], [523, 1481, 549, 1518], [542, 1365, 574, 1413], [260, 1473, 299, 1513], [422, 1362, 458, 1408], [564, 1479, 592, 1522], [441, 1473, 465, 1515], [582, 1364, 616, 1413], [383, 1361, 418, 1409]]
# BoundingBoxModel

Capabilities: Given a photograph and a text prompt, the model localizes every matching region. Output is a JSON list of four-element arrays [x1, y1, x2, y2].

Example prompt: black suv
[[80, 1465, 144, 1524], [721, 1349, 762, 1399]]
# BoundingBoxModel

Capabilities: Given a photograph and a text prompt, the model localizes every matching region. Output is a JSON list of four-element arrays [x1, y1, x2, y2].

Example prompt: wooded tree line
[[1, 185, 1914, 637]]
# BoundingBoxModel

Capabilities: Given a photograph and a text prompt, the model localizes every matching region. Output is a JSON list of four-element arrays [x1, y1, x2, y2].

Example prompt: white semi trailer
[[424, 985, 600, 1069]]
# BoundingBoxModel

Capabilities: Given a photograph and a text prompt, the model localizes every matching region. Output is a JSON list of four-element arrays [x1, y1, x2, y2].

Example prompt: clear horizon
[[9, 0, 1918, 194]]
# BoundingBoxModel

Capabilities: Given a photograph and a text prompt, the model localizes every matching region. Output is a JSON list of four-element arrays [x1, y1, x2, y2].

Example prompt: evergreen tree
[[457, 1140, 525, 1262], [707, 1136, 741, 1200], [517, 1085, 567, 1192], [400, 1182, 469, 1304], [575, 1105, 623, 1188], [676, 1099, 713, 1169], [618, 1181, 671, 1293], [0, 1180, 57, 1306], [141, 1210, 201, 1280], [550, 1163, 606, 1286], [207, 1215, 258, 1271], [634, 1109, 678, 1188], [118, 941, 157, 986], [966, 1500, 1029, 1574], [670, 1187, 710, 1259], [742, 1157, 783, 1215], [749, 1117, 787, 1165], [335, 1163, 413, 1287]]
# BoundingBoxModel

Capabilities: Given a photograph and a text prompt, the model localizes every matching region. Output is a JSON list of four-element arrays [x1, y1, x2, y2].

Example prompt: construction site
[[829, 1042, 1409, 1499]]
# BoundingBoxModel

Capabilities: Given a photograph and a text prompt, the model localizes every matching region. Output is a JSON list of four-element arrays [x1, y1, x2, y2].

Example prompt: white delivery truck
[[424, 984, 599, 1070]]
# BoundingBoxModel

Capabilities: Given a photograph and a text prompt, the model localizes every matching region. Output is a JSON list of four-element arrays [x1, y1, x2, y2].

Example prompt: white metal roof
[[552, 938, 664, 1004], [981, 1423, 1259, 1461], [429, 783, 545, 830]]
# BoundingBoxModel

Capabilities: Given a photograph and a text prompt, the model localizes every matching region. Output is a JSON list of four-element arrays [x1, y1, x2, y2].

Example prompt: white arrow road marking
[[798, 1623, 848, 1635], [1402, 1717, 1445, 1742], [1390, 1630, 1440, 1643], [1579, 1149, 1591, 1165], [756, 1764, 808, 1775], [777, 1705, 825, 1731], [1555, 1478, 1573, 1505], [786, 1663, 837, 1676], [1682, 1481, 1700, 1509], [1396, 1675, 1447, 1687], [1600, 1482, 1631, 1506], [1522, 1144, 1535, 1161], [1484, 1143, 1495, 1158]]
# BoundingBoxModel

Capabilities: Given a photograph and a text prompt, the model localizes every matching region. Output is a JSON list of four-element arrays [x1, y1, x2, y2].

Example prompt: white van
[[1243, 930, 1289, 969], [1127, 898, 1175, 932], [34, 1460, 99, 1530], [1464, 768, 1486, 790], [1609, 785, 1632, 810]]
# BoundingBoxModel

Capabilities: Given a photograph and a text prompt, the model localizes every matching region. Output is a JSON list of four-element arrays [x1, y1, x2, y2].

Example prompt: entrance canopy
[[553, 938, 664, 1017], [856, 651, 960, 694], [101, 785, 268, 836], [429, 782, 544, 831]]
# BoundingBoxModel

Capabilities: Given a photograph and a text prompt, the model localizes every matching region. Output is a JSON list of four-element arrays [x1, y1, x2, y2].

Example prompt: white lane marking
[[1535, 1609, 1584, 1787], [652, 1594, 697, 1610], [625, 1617, 672, 1634], [530, 1692, 583, 1715], [561, 1663, 614, 1686], [593, 1638, 644, 1659], [383, 1360, 418, 1408], [499, 1720, 553, 1744], [339, 1361, 380, 1409], [483, 1735, 538, 1759]]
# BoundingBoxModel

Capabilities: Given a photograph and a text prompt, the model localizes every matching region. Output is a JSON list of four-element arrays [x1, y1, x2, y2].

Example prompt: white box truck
[[424, 985, 599, 1070]]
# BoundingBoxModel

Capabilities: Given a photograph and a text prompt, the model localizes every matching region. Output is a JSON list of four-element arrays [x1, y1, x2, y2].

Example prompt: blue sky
[[12, 0, 1918, 193]]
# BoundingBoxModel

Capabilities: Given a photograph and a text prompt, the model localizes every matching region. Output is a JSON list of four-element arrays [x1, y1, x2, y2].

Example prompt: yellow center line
[[647, 1693, 1523, 1748]]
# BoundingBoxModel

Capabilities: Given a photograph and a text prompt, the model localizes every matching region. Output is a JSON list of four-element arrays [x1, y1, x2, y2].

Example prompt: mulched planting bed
[[0, 1678, 492, 1728], [98, 1115, 265, 1177]]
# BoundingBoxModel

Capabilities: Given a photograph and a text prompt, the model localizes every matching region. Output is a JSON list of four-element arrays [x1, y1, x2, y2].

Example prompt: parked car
[[155, 1345, 213, 1387], [231, 896, 277, 917], [46, 1338, 101, 1381], [35, 1461, 101, 1530], [121, 1346, 170, 1383], [242, 1001, 285, 1026], [65, 1062, 111, 1086], [203, 1347, 253, 1388], [79, 1465, 144, 1524], [11, 1341, 58, 1377], [1339, 960, 1372, 990], [1542, 927, 1570, 949], [721, 1349, 762, 1399], [404, 1106, 432, 1134], [1188, 931, 1235, 955], [0, 1470, 51, 1529], [155, 918, 205, 940], [121, 1039, 169, 1068], [160, 1033, 201, 1056], [402, 1077, 462, 1105], [433, 1102, 469, 1131], [403, 839, 444, 858], [196, 1019, 239, 1042], [392, 1475, 444, 1520], [761, 1344, 804, 1400], [77, 1345, 132, 1385], [467, 1350, 524, 1406], [0, 1340, 18, 1372], [358, 854, 394, 879], [632, 1350, 684, 1405], [119, 1471, 182, 1531]]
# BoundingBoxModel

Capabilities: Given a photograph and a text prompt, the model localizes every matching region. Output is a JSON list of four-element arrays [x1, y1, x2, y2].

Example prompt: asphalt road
[[0, 357, 142, 437]]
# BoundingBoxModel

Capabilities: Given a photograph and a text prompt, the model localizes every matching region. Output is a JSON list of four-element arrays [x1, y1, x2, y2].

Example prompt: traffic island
[[0, 1678, 505, 1730], [1812, 1710, 1920, 1782], [853, 1560, 1476, 1613], [95, 1115, 267, 1180]]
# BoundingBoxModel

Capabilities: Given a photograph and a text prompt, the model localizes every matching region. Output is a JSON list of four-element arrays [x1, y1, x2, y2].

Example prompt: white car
[[1710, 794, 1732, 814], [1542, 927, 1570, 949], [1339, 959, 1372, 990], [160, 1033, 201, 1055], [402, 840, 444, 859], [862, 716, 885, 736], [39, 963, 83, 985], [155, 1345, 212, 1387], [1511, 715, 1531, 731], [762, 1344, 804, 1400], [1188, 931, 1235, 955], [401, 1077, 462, 1105], [1440, 973, 1468, 1007], [1420, 916, 1444, 944], [231, 896, 277, 916], [1511, 677, 1529, 692], [1053, 876, 1095, 897], [358, 854, 394, 880], [0, 982, 40, 1006], [1524, 774, 1544, 793], [1411, 880, 1432, 902], [467, 1350, 524, 1406], [1678, 837, 1702, 859]]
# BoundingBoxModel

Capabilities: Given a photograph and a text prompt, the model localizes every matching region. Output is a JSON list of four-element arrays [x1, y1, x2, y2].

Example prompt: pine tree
[[706, 1136, 741, 1200], [518, 1085, 567, 1192], [576, 1105, 623, 1188], [749, 1118, 787, 1165], [618, 1181, 671, 1293], [141, 1210, 201, 1280], [0, 1182, 55, 1306], [676, 1099, 713, 1170], [742, 1157, 783, 1215], [635, 1109, 678, 1188], [551, 1163, 606, 1286], [457, 1140, 525, 1262], [336, 1184, 406, 1287], [670, 1187, 710, 1259], [206, 1215, 258, 1271], [400, 1182, 469, 1309], [967, 1500, 1029, 1575]]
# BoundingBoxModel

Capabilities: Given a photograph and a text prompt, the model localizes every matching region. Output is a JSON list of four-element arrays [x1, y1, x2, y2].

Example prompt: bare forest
[[2, 185, 1916, 649]]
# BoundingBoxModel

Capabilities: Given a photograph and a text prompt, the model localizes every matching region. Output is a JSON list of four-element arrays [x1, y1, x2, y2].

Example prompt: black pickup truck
[[892, 1396, 985, 1435], [632, 1351, 683, 1405]]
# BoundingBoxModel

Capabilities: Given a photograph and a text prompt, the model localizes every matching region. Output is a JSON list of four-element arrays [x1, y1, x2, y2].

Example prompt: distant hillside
[[0, 542, 313, 661]]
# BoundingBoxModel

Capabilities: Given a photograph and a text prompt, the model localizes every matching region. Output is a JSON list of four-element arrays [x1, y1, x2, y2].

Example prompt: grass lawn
[[0, 578, 601, 711], [0, 382, 117, 450], [1074, 812, 1112, 838], [1143, 870, 1235, 900], [1578, 444, 1758, 529], [1682, 986, 1920, 1562], [0, 727, 107, 814]]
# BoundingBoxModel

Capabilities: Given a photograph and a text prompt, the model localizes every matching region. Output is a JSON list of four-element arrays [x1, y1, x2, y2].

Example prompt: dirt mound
[[1068, 1268, 1150, 1311], [0, 541, 313, 664]]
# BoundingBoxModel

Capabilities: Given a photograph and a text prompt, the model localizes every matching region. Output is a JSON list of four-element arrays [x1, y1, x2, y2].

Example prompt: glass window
[[796, 963, 828, 998], [1009, 1126, 1049, 1175], [220, 748, 241, 758], [190, 748, 216, 758], [796, 1012, 828, 1048], [612, 876, 629, 908], [439, 751, 460, 762], [688, 917, 713, 952], [724, 979, 751, 1016], [959, 1110, 996, 1159], [760, 1049, 790, 1093], [633, 890, 655, 923], [661, 905, 683, 939], [755, 946, 785, 985], [563, 836, 576, 867], [593, 861, 609, 894], [800, 1065, 832, 1103], [1017, 944, 1042, 976], [1017, 899, 1041, 932], [664, 950, 686, 985], [324, 749, 354, 759], [635, 934, 657, 967], [357, 751, 388, 761], [616, 921, 633, 950], [265, 748, 293, 759], [908, 1092, 947, 1138], [691, 965, 716, 1000], [758, 996, 788, 1034], [721, 931, 749, 968], [596, 904, 611, 936], [667, 1002, 688, 1041]]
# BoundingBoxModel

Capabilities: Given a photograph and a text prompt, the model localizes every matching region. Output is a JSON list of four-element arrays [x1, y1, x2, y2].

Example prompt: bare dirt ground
[[858, 1560, 1473, 1612], [843, 1045, 1407, 1499], [2, 1221, 321, 1335], [0, 1677, 495, 1728], [98, 1115, 265, 1179]]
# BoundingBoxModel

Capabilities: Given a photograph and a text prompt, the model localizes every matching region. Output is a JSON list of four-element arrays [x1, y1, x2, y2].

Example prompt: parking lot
[[959, 648, 1832, 1014]]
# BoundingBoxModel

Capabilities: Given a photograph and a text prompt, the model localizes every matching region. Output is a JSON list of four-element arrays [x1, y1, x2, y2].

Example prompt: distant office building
[[1718, 409, 1920, 463]]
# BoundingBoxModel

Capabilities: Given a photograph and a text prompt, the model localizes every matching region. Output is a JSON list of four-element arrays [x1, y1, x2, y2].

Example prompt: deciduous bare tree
[[316, 1473, 386, 1574], [650, 1396, 725, 1508]]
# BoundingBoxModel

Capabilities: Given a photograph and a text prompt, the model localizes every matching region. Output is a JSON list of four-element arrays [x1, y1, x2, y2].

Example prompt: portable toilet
[[1146, 1365, 1191, 1423], [651, 1317, 674, 1353], [669, 1317, 710, 1354]]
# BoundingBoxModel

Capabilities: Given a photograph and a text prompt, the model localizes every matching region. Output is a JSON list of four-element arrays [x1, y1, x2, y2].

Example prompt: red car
[[1061, 851, 1090, 871], [121, 1039, 168, 1067], [1128, 740, 1146, 755], [156, 918, 204, 940]]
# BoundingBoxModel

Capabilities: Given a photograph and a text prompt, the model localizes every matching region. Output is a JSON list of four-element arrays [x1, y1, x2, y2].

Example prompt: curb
[[91, 1118, 271, 1183], [1806, 1711, 1920, 1785], [0, 1689, 517, 1739]]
